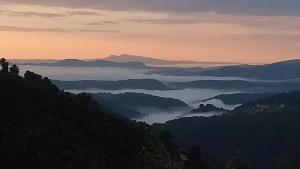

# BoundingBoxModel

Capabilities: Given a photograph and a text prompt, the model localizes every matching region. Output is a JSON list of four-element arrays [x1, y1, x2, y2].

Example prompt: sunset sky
[[0, 0, 300, 63]]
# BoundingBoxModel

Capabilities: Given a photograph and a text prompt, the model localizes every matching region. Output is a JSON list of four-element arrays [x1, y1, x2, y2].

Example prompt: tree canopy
[[0, 58, 19, 76], [0, 58, 177, 169]]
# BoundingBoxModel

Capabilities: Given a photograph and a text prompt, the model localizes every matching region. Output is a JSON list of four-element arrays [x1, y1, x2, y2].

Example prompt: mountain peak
[[104, 54, 239, 67]]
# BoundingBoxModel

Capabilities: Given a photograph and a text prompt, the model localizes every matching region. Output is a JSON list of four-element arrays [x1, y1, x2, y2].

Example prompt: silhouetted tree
[[0, 69, 177, 169], [0, 58, 9, 74], [24, 70, 42, 81], [9, 64, 19, 76]]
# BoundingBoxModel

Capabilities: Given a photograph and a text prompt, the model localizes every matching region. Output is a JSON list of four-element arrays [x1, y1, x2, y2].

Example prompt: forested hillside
[[91, 92, 192, 118], [0, 58, 176, 169], [154, 91, 300, 169], [2, 57, 300, 169]]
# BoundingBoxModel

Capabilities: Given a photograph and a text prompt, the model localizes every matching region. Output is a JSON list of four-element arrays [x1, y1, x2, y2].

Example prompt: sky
[[0, 0, 300, 63]]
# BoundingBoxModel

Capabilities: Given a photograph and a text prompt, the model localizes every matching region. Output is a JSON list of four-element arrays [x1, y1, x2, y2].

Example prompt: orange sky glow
[[0, 4, 300, 63]]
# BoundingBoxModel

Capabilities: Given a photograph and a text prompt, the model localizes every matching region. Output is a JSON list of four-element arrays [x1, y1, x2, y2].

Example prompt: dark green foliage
[[1, 58, 20, 77], [0, 62, 176, 169], [24, 70, 43, 81], [154, 91, 300, 169], [1, 57, 9, 74], [9, 64, 19, 76]]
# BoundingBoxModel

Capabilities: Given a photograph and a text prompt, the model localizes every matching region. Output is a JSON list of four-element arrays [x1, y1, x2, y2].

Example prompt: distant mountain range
[[103, 54, 236, 66], [18, 54, 236, 69], [53, 78, 300, 93], [22, 59, 149, 69], [10, 59, 58, 64], [18, 56, 300, 80], [153, 59, 300, 80], [53, 79, 170, 91], [200, 59, 300, 80], [169, 80, 300, 92]]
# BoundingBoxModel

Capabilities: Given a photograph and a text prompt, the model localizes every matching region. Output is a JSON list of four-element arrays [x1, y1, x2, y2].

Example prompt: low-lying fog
[[132, 111, 225, 124], [19, 65, 243, 124], [19, 65, 249, 82], [68, 88, 240, 124], [67, 88, 239, 108]]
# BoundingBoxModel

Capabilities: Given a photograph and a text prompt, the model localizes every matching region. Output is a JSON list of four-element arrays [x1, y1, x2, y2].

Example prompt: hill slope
[[153, 91, 300, 169], [91, 92, 192, 118], [201, 93, 275, 105], [0, 69, 175, 169], [152, 59, 300, 80], [53, 79, 170, 91], [170, 80, 300, 92], [200, 60, 300, 80]]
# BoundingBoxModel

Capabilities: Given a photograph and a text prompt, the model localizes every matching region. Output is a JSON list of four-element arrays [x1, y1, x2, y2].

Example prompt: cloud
[[7, 11, 65, 18], [1, 0, 300, 16], [126, 18, 201, 25], [0, 8, 100, 18], [0, 25, 119, 33], [221, 32, 300, 41], [125, 14, 300, 32], [65, 10, 99, 16], [0, 8, 66, 18], [103, 21, 118, 24], [86, 21, 118, 26]]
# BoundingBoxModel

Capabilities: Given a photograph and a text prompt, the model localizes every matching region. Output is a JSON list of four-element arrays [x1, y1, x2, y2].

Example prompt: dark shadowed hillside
[[153, 91, 300, 169], [91, 92, 192, 118], [53, 79, 170, 90], [201, 93, 275, 105], [232, 91, 300, 115], [170, 80, 300, 92], [201, 60, 300, 79], [0, 59, 176, 169], [153, 60, 300, 80]]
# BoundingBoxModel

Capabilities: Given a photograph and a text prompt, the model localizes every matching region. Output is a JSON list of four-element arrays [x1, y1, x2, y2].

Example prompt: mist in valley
[[67, 88, 239, 108], [19, 65, 250, 82], [16, 64, 262, 124], [18, 65, 253, 124], [133, 108, 226, 124]]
